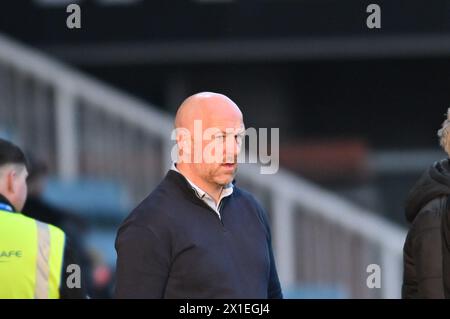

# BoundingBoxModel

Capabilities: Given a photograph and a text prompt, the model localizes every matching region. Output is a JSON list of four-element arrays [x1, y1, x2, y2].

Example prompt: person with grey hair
[[402, 109, 450, 298], [440, 110, 450, 298]]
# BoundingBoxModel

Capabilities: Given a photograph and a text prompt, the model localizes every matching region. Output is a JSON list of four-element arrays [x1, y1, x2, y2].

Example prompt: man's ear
[[6, 169, 16, 194], [176, 129, 193, 164], [177, 129, 192, 154], [176, 132, 184, 149]]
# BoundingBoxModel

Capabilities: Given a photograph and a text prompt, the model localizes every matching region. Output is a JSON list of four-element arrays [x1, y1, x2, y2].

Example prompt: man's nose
[[224, 138, 240, 159]]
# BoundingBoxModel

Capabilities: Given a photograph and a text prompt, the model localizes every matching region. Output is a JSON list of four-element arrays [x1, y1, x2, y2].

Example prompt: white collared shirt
[[171, 163, 233, 219]]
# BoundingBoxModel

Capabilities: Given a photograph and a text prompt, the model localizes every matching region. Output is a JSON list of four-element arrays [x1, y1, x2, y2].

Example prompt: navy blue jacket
[[115, 170, 283, 299]]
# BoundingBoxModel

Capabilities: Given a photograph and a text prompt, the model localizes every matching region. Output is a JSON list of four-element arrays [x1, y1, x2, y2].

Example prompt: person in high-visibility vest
[[0, 139, 85, 299]]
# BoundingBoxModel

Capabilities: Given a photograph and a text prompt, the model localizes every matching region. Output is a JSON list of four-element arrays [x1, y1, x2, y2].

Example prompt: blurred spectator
[[0, 139, 84, 299], [88, 249, 115, 299], [440, 110, 450, 299], [23, 155, 87, 231], [21, 154, 94, 297], [402, 110, 450, 298]]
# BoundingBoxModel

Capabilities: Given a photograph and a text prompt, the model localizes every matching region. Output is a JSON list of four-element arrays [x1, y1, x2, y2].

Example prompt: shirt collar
[[170, 163, 233, 203], [0, 194, 16, 213]]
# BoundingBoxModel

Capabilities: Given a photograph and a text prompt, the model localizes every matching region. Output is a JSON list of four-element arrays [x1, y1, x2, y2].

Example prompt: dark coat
[[402, 158, 450, 298]]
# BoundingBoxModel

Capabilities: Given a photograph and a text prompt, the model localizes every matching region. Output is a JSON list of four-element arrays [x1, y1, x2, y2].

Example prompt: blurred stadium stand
[[44, 178, 131, 223], [0, 31, 407, 298], [6, 0, 450, 299]]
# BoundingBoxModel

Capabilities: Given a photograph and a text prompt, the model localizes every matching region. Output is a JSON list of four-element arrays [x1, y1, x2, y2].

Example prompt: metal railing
[[0, 33, 407, 298]]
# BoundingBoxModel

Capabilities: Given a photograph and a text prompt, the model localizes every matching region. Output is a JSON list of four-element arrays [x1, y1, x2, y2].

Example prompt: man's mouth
[[221, 163, 236, 169]]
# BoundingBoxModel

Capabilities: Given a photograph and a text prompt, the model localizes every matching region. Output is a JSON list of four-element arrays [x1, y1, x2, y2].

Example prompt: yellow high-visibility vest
[[0, 209, 66, 299]]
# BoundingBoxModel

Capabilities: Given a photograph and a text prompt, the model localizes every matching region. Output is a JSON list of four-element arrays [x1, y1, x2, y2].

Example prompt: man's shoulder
[[124, 187, 173, 224], [232, 186, 263, 209], [118, 173, 190, 232], [231, 186, 272, 240], [413, 197, 445, 228], [232, 186, 269, 222], [5, 211, 65, 235]]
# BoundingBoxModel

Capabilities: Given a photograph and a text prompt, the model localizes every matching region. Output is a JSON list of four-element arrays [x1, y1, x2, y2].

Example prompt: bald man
[[115, 92, 282, 299]]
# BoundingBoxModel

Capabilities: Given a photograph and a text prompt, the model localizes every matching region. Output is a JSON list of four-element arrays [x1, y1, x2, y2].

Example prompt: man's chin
[[215, 174, 235, 186]]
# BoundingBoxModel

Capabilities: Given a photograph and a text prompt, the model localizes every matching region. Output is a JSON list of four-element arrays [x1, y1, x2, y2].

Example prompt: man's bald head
[[174, 92, 243, 130], [173, 92, 245, 197]]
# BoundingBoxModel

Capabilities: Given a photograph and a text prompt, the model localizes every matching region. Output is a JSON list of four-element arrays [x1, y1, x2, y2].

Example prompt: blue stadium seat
[[43, 177, 132, 222]]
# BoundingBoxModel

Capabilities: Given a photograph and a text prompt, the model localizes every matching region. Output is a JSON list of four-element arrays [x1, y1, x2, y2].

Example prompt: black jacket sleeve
[[442, 197, 450, 298], [409, 210, 444, 298], [114, 223, 171, 299]]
